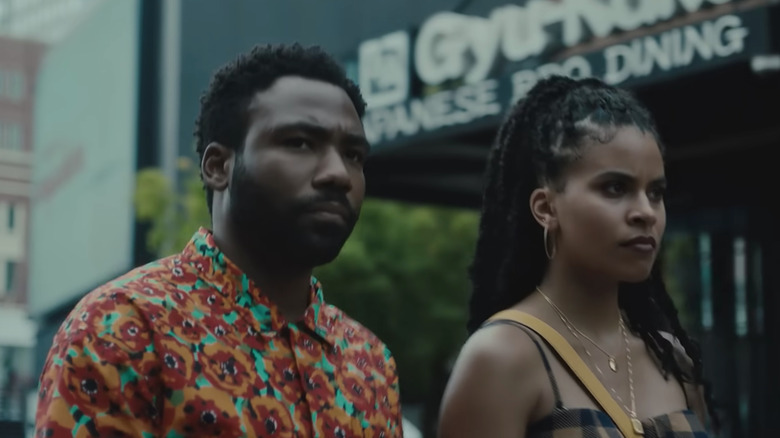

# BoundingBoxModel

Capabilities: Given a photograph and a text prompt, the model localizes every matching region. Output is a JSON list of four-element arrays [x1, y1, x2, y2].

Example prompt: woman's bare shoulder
[[438, 323, 547, 438]]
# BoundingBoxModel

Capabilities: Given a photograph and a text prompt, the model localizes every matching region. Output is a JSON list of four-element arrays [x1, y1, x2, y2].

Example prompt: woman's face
[[551, 125, 666, 283]]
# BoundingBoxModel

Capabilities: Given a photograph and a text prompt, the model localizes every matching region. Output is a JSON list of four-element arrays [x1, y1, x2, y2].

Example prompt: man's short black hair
[[194, 43, 367, 212]]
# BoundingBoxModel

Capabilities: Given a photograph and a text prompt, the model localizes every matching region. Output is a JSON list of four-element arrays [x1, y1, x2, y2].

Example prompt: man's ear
[[529, 186, 558, 230], [201, 143, 234, 192]]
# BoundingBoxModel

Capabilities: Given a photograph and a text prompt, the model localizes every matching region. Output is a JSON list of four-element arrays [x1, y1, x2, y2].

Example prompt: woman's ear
[[529, 187, 558, 230]]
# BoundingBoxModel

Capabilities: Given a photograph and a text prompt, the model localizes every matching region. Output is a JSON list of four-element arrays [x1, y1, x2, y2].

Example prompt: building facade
[[1, 1, 103, 435], [0, 35, 44, 435]]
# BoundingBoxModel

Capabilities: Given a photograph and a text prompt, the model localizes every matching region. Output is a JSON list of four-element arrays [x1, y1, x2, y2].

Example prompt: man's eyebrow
[[270, 121, 370, 151], [269, 121, 329, 137], [343, 132, 371, 151]]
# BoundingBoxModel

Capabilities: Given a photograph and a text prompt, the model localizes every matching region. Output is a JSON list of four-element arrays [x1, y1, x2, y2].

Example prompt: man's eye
[[282, 138, 310, 149], [345, 149, 366, 164]]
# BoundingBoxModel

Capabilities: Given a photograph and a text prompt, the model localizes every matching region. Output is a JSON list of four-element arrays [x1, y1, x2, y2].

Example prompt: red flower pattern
[[34, 228, 403, 437], [248, 396, 295, 437]]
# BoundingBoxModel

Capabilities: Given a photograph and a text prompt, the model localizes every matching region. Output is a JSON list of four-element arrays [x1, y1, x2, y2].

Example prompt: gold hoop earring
[[544, 227, 556, 260]]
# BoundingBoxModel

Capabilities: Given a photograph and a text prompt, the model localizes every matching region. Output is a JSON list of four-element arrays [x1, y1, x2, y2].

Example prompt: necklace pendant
[[608, 357, 618, 373], [631, 418, 645, 435]]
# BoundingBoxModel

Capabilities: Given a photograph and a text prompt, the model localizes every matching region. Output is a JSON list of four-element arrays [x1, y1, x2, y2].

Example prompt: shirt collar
[[180, 227, 339, 345]]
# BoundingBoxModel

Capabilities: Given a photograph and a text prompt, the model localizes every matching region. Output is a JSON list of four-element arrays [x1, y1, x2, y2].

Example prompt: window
[[733, 237, 748, 337], [4, 261, 14, 293], [0, 122, 23, 150], [7, 203, 14, 230], [7, 71, 24, 101], [699, 233, 713, 330], [0, 69, 25, 101], [8, 123, 21, 149], [752, 245, 764, 334]]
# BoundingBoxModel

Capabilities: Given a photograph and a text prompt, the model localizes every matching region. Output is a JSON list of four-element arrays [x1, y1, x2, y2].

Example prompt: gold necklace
[[621, 315, 644, 435], [537, 287, 644, 435], [553, 306, 631, 408], [536, 287, 620, 373]]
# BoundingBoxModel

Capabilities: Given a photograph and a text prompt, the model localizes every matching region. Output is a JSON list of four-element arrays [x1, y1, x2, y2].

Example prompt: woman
[[438, 76, 716, 438]]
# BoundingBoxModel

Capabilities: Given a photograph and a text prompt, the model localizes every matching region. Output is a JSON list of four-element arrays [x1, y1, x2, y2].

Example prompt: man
[[35, 43, 403, 437]]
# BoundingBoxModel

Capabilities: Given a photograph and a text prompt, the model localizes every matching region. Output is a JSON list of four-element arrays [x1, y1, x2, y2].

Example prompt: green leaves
[[316, 200, 478, 402], [133, 158, 211, 256], [133, 168, 173, 222]]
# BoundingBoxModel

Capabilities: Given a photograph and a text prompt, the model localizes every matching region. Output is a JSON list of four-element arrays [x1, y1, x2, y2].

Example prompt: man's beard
[[227, 158, 358, 270]]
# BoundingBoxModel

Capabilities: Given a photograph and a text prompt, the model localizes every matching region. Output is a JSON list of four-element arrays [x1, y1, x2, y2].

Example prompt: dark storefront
[[355, 1, 780, 436]]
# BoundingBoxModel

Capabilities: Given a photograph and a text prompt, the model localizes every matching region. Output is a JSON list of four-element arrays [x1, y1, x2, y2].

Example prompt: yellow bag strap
[[487, 309, 642, 437]]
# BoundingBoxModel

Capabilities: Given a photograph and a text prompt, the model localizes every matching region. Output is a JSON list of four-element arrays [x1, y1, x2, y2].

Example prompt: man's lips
[[305, 201, 352, 222]]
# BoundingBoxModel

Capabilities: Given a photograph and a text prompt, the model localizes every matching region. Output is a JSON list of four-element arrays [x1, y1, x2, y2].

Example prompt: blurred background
[[0, 0, 779, 436]]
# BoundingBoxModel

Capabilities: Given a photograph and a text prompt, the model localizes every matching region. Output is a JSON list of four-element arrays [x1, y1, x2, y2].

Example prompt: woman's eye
[[602, 181, 626, 196], [648, 186, 666, 202]]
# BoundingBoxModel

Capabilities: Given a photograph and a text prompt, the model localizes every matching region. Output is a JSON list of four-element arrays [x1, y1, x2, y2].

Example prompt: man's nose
[[312, 146, 352, 191]]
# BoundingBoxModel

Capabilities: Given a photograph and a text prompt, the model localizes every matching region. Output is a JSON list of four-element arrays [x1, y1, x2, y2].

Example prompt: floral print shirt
[[35, 228, 403, 437]]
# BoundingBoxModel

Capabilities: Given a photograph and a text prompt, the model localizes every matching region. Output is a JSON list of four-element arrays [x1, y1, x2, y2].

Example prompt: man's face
[[227, 76, 369, 269]]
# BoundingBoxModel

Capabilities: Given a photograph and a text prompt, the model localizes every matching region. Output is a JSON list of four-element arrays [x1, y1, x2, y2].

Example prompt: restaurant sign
[[356, 0, 769, 146]]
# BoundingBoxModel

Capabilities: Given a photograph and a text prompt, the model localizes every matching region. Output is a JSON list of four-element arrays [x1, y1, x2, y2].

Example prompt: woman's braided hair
[[468, 75, 719, 429]]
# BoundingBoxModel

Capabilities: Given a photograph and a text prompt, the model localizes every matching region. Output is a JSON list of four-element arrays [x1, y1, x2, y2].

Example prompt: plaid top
[[526, 407, 709, 438], [486, 320, 711, 438]]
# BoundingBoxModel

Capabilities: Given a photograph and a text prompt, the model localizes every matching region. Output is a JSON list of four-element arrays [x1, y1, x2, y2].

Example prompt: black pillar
[[706, 231, 738, 437]]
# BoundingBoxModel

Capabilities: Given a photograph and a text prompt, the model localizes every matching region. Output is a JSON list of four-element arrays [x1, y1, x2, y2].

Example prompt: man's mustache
[[296, 191, 357, 220]]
